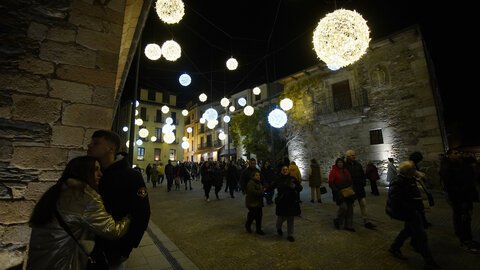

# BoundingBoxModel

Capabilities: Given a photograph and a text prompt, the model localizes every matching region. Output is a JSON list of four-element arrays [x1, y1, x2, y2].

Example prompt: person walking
[[201, 161, 214, 202], [240, 158, 260, 194], [27, 156, 130, 270], [365, 161, 380, 196], [226, 161, 240, 198], [409, 151, 434, 228], [165, 160, 175, 192], [308, 159, 323, 203], [150, 164, 159, 188], [344, 150, 376, 229], [261, 161, 276, 204], [158, 162, 165, 185], [181, 162, 193, 190], [271, 166, 303, 242], [245, 171, 266, 235], [214, 162, 224, 199], [145, 163, 152, 183], [329, 158, 355, 232], [387, 158, 398, 185]]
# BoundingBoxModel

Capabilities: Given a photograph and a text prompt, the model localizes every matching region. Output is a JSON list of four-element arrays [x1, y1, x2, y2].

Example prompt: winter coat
[[245, 178, 264, 208], [344, 159, 366, 199], [289, 164, 302, 183], [214, 167, 224, 187], [365, 163, 380, 182], [201, 164, 214, 185], [328, 165, 354, 205], [386, 173, 425, 221], [261, 166, 275, 187], [150, 166, 159, 182], [272, 174, 302, 216], [27, 179, 129, 270], [309, 162, 322, 187], [439, 157, 477, 205], [240, 167, 260, 192]]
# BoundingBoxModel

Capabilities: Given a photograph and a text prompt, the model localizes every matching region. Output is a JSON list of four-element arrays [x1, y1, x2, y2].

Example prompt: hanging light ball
[[238, 97, 247, 107], [135, 109, 138, 116], [186, 127, 192, 133], [204, 108, 218, 121], [144, 43, 162, 60], [165, 117, 173, 125], [207, 120, 218, 129], [218, 132, 226, 141], [155, 0, 185, 24], [161, 105, 169, 114], [181, 141, 190, 150], [199, 93, 207, 102], [312, 9, 370, 70], [139, 128, 149, 138], [162, 124, 174, 134], [135, 118, 143, 126], [135, 100, 139, 107], [163, 132, 176, 144], [126, 140, 130, 148], [229, 105, 235, 112], [268, 108, 288, 128], [151, 136, 157, 142], [280, 98, 293, 111], [161, 40, 181, 61], [179, 73, 191, 86], [226, 57, 238, 70], [136, 139, 143, 146], [182, 136, 187, 142], [244, 105, 254, 116], [220, 97, 230, 107], [182, 109, 188, 116], [223, 115, 231, 123], [199, 117, 206, 124], [252, 87, 261, 95], [122, 126, 128, 132]]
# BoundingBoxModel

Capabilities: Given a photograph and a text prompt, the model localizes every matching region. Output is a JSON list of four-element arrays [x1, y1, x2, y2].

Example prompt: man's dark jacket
[[344, 159, 366, 199]]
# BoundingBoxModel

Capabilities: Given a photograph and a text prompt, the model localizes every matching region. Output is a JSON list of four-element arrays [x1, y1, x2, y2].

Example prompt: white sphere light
[[238, 97, 247, 107], [199, 93, 207, 102], [268, 108, 288, 128], [226, 57, 238, 70], [136, 139, 143, 146], [207, 120, 217, 129], [229, 105, 235, 112], [162, 124, 174, 134], [151, 136, 157, 142], [135, 100, 139, 107], [199, 117, 206, 124], [252, 87, 261, 95], [135, 118, 143, 126], [204, 108, 218, 121], [182, 109, 188, 116], [313, 9, 370, 70], [163, 132, 175, 144], [161, 40, 181, 61], [179, 73, 191, 86], [280, 98, 293, 111], [223, 115, 230, 123], [135, 109, 138, 116], [138, 128, 149, 138], [122, 126, 128, 132], [182, 136, 187, 142], [155, 0, 185, 24], [220, 97, 230, 107], [181, 141, 190, 149], [126, 140, 130, 148], [186, 127, 192, 133], [218, 132, 226, 140], [161, 105, 169, 114], [144, 43, 162, 60], [165, 117, 173, 125], [244, 105, 254, 116]]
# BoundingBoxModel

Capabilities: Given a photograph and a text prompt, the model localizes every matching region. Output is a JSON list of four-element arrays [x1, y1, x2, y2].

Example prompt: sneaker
[[256, 230, 265, 235], [388, 247, 408, 260], [277, 229, 283, 236], [333, 218, 340, 229], [461, 241, 480, 254], [365, 222, 377, 229], [287, 236, 295, 242]]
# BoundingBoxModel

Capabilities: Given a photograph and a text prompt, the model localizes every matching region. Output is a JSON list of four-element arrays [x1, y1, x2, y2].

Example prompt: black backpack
[[385, 182, 407, 221]]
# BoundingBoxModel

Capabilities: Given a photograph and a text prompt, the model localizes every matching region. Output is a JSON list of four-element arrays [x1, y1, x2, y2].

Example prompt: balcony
[[197, 141, 223, 150]]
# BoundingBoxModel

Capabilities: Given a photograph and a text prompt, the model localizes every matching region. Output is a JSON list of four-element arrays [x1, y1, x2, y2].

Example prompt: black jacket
[[240, 167, 260, 192], [439, 157, 477, 204], [271, 174, 302, 216], [344, 159, 366, 198], [386, 173, 424, 221]]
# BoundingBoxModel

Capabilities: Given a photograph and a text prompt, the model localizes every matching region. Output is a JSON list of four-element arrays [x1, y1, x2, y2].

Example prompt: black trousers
[[391, 212, 433, 261], [246, 207, 263, 230], [370, 180, 379, 195], [166, 176, 173, 191], [450, 200, 473, 242], [203, 183, 212, 198]]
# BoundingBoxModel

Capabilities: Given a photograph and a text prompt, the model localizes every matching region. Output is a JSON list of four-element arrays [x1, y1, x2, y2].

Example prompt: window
[[169, 149, 176, 161], [140, 107, 147, 121], [155, 128, 162, 142], [370, 129, 384, 145], [148, 90, 156, 101], [206, 134, 212, 147], [332, 80, 352, 111], [171, 112, 177, 125], [155, 109, 162, 123], [137, 147, 145, 160], [154, 148, 161, 161], [163, 92, 169, 103], [255, 93, 261, 101]]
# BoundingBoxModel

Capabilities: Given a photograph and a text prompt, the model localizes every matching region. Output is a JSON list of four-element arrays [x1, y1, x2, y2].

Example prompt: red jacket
[[328, 165, 352, 187]]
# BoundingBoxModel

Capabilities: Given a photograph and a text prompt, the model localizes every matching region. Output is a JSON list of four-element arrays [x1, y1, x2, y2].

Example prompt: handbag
[[320, 186, 327, 194], [340, 186, 355, 198]]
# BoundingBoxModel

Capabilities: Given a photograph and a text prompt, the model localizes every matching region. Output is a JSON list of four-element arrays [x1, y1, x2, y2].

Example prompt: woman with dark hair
[[329, 158, 356, 232], [27, 156, 130, 270], [308, 159, 323, 203]]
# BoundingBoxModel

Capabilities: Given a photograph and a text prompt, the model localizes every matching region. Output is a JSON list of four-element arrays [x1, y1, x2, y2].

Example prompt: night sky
[[123, 0, 476, 148]]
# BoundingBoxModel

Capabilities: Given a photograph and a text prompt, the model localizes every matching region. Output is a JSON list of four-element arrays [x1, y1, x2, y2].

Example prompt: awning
[[220, 148, 236, 156]]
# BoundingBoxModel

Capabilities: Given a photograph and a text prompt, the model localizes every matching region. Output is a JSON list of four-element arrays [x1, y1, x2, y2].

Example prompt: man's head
[[346, 150, 355, 161], [249, 158, 256, 168], [398, 161, 416, 178], [447, 149, 462, 161], [87, 130, 120, 162]]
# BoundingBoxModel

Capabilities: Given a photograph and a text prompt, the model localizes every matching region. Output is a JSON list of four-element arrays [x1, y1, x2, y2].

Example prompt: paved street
[[135, 179, 479, 270]]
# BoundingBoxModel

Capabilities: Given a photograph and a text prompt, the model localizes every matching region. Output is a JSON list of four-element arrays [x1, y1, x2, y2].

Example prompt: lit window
[[154, 148, 161, 161], [137, 147, 145, 160]]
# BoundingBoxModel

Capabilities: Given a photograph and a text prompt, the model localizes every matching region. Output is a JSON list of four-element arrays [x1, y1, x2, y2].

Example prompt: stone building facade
[[280, 26, 445, 186], [0, 0, 152, 268]]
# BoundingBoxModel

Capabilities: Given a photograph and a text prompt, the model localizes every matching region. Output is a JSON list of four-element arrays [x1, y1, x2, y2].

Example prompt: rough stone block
[[68, 149, 88, 162], [18, 56, 55, 75], [69, 10, 104, 31], [11, 146, 68, 170], [48, 79, 93, 104], [27, 22, 48, 41], [51, 125, 85, 146], [0, 139, 13, 160], [0, 72, 48, 95], [24, 181, 55, 201], [0, 118, 51, 144], [96, 51, 119, 72], [0, 249, 25, 270], [12, 95, 62, 124], [40, 40, 96, 68], [76, 27, 121, 53], [108, 0, 126, 13], [0, 201, 36, 225], [56, 65, 116, 88], [47, 26, 76, 43], [92, 86, 115, 107], [38, 170, 63, 181], [3, 183, 28, 199], [62, 104, 113, 128], [0, 224, 31, 245]]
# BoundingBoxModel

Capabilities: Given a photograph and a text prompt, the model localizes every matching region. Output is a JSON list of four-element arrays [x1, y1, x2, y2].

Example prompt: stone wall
[[283, 27, 444, 186]]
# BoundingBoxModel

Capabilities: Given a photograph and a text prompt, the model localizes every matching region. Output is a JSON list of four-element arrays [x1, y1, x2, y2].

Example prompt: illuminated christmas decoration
[[223, 115, 230, 123], [182, 136, 187, 142], [244, 105, 254, 116], [139, 128, 149, 138], [204, 108, 218, 121], [226, 57, 238, 70], [280, 98, 293, 111], [126, 140, 130, 148], [135, 109, 138, 116], [182, 109, 188, 116], [165, 117, 173, 125], [220, 97, 230, 107], [122, 126, 128, 132], [155, 0, 185, 24], [161, 105, 169, 114], [144, 43, 162, 60], [135, 100, 139, 107], [151, 136, 157, 142], [268, 108, 287, 128], [229, 105, 235, 112], [313, 9, 370, 70], [179, 73, 191, 86], [218, 132, 226, 140], [136, 139, 143, 146], [135, 118, 143, 126], [199, 117, 206, 124], [252, 87, 261, 95], [199, 93, 207, 102], [161, 40, 181, 61], [238, 97, 246, 107], [207, 120, 218, 129], [186, 127, 192, 133], [163, 132, 175, 144], [181, 141, 190, 149], [162, 124, 174, 134]]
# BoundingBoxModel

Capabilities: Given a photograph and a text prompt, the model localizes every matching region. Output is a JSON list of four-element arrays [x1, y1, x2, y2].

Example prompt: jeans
[[276, 216, 294, 236], [357, 197, 368, 223]]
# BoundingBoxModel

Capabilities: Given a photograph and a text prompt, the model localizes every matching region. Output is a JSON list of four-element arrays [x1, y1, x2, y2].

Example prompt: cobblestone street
[[145, 180, 480, 270]]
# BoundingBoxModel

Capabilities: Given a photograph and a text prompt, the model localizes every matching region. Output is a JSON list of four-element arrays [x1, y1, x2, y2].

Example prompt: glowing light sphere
[[220, 97, 230, 107], [181, 141, 190, 149], [199, 117, 206, 124], [179, 73, 191, 86], [207, 120, 218, 129], [218, 132, 226, 140], [182, 136, 187, 142], [155, 0, 185, 24], [204, 108, 218, 121], [163, 132, 175, 144], [122, 126, 128, 132], [280, 98, 293, 111], [135, 100, 139, 107], [182, 109, 188, 116], [186, 127, 192, 133], [136, 139, 143, 146], [165, 117, 173, 125], [238, 97, 247, 107], [252, 87, 261, 95], [243, 105, 254, 116], [162, 124, 174, 134], [139, 128, 149, 138], [135, 118, 143, 126], [226, 57, 238, 70], [223, 115, 230, 123], [135, 109, 138, 116], [268, 108, 288, 128], [229, 105, 235, 112], [161, 105, 169, 114], [126, 140, 130, 148], [313, 9, 370, 70], [151, 136, 157, 142], [161, 40, 181, 61], [144, 43, 162, 60], [199, 93, 207, 102]]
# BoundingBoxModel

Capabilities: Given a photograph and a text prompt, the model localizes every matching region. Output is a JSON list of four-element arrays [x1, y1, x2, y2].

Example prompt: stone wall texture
[[282, 28, 444, 187]]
